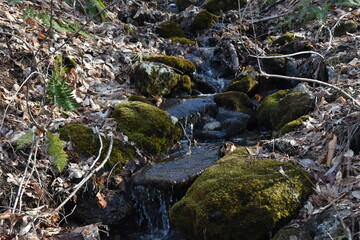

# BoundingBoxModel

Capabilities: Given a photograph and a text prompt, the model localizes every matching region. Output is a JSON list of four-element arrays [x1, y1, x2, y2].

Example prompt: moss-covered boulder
[[274, 115, 309, 138], [170, 37, 196, 45], [334, 20, 358, 37], [272, 33, 298, 46], [157, 21, 186, 38], [257, 89, 313, 130], [228, 75, 258, 93], [203, 0, 247, 14], [113, 101, 183, 155], [214, 91, 253, 115], [59, 123, 136, 170], [130, 61, 183, 97], [143, 55, 196, 75], [169, 149, 313, 240], [190, 10, 218, 34]]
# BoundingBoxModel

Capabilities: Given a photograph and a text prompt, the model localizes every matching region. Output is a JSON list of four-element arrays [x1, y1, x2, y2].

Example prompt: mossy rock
[[228, 75, 258, 93], [257, 90, 290, 129], [127, 95, 157, 106], [272, 33, 298, 46], [130, 61, 182, 97], [113, 101, 183, 155], [170, 150, 313, 240], [190, 10, 219, 34], [257, 90, 313, 130], [157, 21, 185, 39], [203, 0, 247, 14], [214, 91, 253, 115], [274, 115, 309, 138], [261, 54, 287, 74], [334, 20, 358, 36], [59, 123, 136, 170], [143, 55, 196, 75], [170, 37, 196, 45]]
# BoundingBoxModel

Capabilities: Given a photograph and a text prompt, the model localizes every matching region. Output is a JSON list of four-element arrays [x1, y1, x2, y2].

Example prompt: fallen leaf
[[326, 134, 337, 166], [96, 192, 107, 208]]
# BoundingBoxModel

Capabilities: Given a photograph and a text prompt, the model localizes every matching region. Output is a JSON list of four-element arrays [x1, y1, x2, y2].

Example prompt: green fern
[[47, 132, 68, 172], [47, 55, 79, 111], [47, 73, 79, 111], [16, 130, 34, 150]]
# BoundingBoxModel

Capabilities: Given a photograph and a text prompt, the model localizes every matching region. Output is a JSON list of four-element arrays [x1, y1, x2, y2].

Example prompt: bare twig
[[11, 136, 38, 214], [54, 133, 114, 212], [250, 51, 325, 60], [257, 71, 360, 108]]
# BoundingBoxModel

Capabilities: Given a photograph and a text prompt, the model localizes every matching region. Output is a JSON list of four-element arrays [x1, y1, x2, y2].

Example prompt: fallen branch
[[250, 51, 324, 60], [54, 133, 114, 213], [258, 72, 360, 108]]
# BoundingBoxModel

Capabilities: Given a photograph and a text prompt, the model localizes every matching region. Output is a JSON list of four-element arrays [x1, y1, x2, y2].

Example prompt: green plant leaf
[[47, 132, 68, 172], [7, 0, 23, 5], [16, 130, 34, 150], [334, 0, 360, 6]]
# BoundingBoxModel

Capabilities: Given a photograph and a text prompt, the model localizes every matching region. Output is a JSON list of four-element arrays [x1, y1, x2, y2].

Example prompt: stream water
[[124, 47, 260, 239]]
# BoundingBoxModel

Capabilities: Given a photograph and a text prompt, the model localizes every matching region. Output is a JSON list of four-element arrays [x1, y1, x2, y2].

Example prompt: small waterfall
[[130, 185, 184, 240]]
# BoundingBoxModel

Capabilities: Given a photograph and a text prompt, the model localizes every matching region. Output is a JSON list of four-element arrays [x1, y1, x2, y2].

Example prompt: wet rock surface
[[132, 143, 219, 189]]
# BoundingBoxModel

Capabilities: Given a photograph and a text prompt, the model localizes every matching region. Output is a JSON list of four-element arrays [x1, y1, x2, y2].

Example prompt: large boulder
[[131, 61, 182, 97], [113, 101, 183, 155], [257, 85, 314, 130], [143, 55, 196, 75], [190, 10, 218, 34], [169, 149, 313, 240], [214, 91, 254, 115]]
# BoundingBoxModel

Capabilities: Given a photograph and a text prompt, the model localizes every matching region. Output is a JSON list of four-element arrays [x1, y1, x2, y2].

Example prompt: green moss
[[170, 37, 196, 45], [334, 20, 358, 36], [280, 41, 313, 54], [157, 21, 185, 39], [127, 95, 156, 105], [143, 55, 196, 75], [274, 115, 309, 137], [131, 61, 182, 97], [190, 10, 219, 34], [124, 24, 135, 35], [170, 155, 313, 240], [257, 90, 290, 129], [228, 75, 258, 93], [272, 33, 298, 45], [203, 0, 247, 14], [214, 91, 254, 114], [59, 123, 136, 171], [257, 90, 313, 130], [113, 101, 183, 155], [273, 91, 313, 130]]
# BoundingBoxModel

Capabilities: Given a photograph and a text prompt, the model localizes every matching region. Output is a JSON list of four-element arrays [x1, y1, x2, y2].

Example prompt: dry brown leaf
[[96, 192, 107, 208], [326, 134, 337, 166]]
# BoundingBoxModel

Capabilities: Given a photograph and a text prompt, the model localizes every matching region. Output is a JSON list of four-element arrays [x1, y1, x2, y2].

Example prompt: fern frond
[[16, 129, 34, 150], [47, 132, 68, 172], [47, 72, 79, 111]]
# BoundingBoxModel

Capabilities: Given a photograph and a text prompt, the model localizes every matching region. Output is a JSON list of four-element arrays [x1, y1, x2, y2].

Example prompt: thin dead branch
[[54, 133, 114, 213], [258, 71, 360, 108]]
